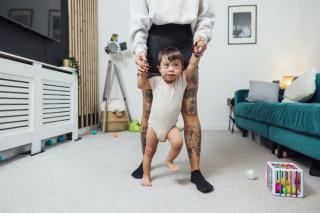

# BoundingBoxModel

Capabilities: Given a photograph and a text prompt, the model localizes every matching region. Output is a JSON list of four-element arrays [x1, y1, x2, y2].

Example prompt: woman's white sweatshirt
[[129, 0, 215, 55]]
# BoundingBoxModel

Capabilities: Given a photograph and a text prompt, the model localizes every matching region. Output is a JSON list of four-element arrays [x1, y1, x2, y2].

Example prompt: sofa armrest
[[235, 89, 249, 105], [234, 89, 248, 127]]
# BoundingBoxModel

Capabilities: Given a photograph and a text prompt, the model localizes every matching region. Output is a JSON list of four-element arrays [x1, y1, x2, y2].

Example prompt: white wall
[[98, 0, 320, 130], [298, 0, 320, 69]]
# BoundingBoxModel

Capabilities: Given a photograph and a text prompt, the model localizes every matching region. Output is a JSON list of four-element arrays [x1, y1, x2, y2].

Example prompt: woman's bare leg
[[182, 69, 201, 170], [131, 89, 153, 179], [141, 89, 153, 153], [181, 69, 214, 193]]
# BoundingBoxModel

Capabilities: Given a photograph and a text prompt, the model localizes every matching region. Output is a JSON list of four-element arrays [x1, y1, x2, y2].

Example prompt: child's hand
[[135, 53, 150, 75], [196, 37, 207, 55], [137, 60, 150, 76], [192, 42, 201, 58]]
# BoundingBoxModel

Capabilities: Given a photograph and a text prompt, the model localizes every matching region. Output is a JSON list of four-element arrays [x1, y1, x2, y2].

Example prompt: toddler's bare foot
[[165, 160, 180, 172], [141, 175, 152, 187]]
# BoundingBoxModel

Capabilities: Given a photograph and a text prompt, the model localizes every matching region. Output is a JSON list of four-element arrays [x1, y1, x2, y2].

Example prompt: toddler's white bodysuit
[[148, 72, 187, 142]]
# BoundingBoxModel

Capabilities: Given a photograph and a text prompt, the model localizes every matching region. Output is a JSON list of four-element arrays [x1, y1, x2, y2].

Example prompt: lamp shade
[[279, 76, 295, 89]]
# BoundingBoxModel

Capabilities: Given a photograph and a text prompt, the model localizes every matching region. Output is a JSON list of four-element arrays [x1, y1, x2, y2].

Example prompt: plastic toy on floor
[[129, 119, 141, 132], [245, 169, 257, 180], [266, 161, 304, 198], [57, 135, 65, 143], [45, 140, 54, 146]]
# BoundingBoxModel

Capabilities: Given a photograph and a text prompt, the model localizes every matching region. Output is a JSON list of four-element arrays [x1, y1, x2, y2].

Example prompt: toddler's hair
[[158, 47, 184, 67]]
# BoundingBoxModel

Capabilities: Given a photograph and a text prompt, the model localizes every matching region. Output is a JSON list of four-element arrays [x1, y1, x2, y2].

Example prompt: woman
[[129, 0, 215, 193]]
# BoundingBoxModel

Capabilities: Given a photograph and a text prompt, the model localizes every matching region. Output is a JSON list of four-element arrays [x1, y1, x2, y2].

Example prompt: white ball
[[245, 169, 257, 180]]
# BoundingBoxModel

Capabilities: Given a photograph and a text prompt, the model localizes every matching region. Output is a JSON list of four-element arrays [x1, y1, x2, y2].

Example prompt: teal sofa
[[234, 74, 320, 164]]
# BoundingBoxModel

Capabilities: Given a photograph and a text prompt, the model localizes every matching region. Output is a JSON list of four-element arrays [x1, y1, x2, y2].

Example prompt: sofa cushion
[[247, 81, 279, 102], [236, 102, 320, 137], [307, 73, 320, 103], [283, 69, 316, 103], [236, 102, 285, 125]]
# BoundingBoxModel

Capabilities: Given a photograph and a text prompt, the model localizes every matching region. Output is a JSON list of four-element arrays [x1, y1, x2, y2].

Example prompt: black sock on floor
[[191, 170, 214, 193], [309, 160, 320, 177], [131, 162, 143, 179]]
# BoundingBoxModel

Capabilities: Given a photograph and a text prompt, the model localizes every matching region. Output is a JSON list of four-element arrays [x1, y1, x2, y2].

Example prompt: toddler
[[137, 46, 201, 187]]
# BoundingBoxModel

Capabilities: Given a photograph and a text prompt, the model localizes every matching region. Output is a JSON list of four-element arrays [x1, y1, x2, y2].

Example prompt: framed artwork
[[228, 5, 257, 45], [8, 9, 33, 27], [48, 10, 61, 41]]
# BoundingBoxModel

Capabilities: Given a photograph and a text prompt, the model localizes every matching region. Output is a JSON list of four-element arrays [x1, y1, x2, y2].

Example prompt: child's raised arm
[[185, 52, 200, 82], [137, 72, 151, 90]]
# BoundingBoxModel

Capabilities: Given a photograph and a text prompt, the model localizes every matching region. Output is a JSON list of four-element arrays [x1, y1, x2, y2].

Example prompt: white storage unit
[[0, 51, 78, 155]]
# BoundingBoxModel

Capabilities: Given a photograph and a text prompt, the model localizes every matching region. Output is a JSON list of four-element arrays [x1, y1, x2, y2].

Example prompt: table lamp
[[279, 76, 295, 89]]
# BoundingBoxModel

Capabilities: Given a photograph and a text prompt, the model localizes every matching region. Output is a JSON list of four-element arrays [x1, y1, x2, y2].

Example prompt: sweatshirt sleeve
[[193, 0, 215, 43], [128, 0, 149, 55]]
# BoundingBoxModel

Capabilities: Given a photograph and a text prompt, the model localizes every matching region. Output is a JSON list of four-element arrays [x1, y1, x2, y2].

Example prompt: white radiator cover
[[0, 51, 78, 154]]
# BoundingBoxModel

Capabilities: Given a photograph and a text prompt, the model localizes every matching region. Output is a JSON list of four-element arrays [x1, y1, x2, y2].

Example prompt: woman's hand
[[135, 52, 149, 75], [194, 37, 207, 56]]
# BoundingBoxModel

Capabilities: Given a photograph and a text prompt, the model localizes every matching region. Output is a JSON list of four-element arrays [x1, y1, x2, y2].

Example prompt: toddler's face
[[158, 58, 183, 83]]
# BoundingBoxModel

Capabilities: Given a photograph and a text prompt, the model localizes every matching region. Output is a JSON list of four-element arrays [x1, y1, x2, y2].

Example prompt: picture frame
[[8, 9, 33, 28], [48, 10, 61, 41], [228, 5, 257, 45]]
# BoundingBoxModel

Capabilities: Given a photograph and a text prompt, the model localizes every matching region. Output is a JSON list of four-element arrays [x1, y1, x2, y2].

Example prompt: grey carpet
[[0, 131, 319, 213]]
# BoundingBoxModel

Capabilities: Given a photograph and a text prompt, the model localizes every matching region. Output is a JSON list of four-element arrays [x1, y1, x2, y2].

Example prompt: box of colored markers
[[266, 162, 304, 198]]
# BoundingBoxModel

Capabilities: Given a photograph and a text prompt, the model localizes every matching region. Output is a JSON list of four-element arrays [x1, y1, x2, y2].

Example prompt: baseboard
[[202, 124, 229, 131], [78, 124, 99, 135], [176, 122, 228, 131]]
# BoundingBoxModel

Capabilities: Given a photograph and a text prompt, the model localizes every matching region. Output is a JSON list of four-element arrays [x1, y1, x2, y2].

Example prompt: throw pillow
[[282, 68, 316, 103], [247, 81, 279, 102]]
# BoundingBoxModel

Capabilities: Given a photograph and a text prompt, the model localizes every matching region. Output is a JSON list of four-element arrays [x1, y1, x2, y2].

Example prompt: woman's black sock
[[191, 170, 214, 193], [131, 162, 143, 179]]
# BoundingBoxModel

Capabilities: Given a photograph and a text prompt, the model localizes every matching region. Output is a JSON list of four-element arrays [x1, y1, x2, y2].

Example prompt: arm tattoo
[[185, 126, 201, 157], [189, 69, 199, 86]]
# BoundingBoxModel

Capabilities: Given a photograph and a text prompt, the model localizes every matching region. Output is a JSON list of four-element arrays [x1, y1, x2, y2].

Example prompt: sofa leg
[[249, 132, 256, 141], [271, 142, 276, 154], [277, 144, 283, 158], [309, 160, 320, 177], [241, 129, 248, 137]]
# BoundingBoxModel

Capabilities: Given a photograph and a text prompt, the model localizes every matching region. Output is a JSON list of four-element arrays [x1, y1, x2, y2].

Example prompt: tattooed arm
[[185, 53, 200, 82]]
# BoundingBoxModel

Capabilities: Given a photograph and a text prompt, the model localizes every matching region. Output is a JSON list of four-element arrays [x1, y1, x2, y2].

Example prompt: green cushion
[[236, 102, 320, 137]]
